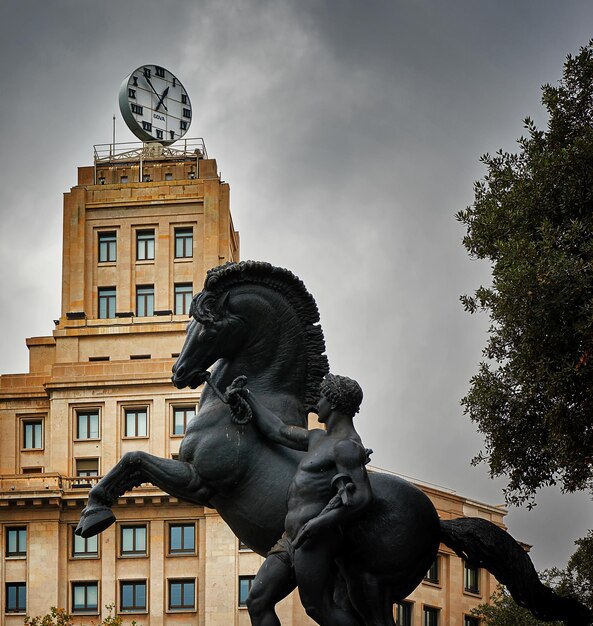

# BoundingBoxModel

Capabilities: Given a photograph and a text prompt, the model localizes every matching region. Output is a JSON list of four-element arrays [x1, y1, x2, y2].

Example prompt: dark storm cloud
[[1, 0, 591, 570]]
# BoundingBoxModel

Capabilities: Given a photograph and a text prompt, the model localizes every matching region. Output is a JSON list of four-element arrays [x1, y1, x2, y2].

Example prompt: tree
[[24, 605, 139, 626], [456, 40, 593, 507], [472, 587, 563, 626]]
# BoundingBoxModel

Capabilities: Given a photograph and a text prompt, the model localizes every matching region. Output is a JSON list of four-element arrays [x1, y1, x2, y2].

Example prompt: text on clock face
[[153, 113, 165, 122]]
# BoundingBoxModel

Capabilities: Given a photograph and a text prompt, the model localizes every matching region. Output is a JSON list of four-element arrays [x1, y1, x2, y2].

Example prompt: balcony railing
[[62, 475, 101, 490], [0, 474, 157, 497], [94, 138, 207, 165]]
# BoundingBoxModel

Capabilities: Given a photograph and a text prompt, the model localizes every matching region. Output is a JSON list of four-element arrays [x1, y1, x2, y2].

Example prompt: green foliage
[[457, 40, 593, 506], [24, 605, 139, 626], [472, 587, 563, 626], [24, 607, 72, 626]]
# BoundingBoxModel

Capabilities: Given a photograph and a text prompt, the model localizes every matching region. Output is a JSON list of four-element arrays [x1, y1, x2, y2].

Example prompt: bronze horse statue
[[76, 261, 591, 626]]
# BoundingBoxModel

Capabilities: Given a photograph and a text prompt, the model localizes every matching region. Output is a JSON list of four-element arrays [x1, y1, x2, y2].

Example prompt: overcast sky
[[1, 0, 592, 572]]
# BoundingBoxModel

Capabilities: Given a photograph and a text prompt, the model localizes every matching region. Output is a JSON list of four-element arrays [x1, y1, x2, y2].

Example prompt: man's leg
[[294, 533, 361, 626], [247, 554, 296, 626]]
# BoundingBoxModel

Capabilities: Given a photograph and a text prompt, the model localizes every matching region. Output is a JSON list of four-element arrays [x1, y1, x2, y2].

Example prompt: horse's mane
[[193, 261, 329, 411]]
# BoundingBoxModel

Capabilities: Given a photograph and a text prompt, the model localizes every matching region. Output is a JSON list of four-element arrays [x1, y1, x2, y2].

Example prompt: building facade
[[0, 141, 503, 625]]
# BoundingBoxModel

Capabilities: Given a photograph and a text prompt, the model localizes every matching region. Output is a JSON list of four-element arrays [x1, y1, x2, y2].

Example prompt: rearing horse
[[76, 261, 591, 626]]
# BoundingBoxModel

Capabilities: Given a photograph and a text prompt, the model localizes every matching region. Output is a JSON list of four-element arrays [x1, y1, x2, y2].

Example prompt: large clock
[[119, 65, 192, 145]]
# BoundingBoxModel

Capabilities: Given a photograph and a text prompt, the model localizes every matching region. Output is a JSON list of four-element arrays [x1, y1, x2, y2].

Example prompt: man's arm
[[242, 391, 311, 451]]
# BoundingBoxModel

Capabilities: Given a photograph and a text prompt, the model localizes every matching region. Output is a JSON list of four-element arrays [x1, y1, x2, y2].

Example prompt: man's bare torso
[[284, 429, 364, 539]]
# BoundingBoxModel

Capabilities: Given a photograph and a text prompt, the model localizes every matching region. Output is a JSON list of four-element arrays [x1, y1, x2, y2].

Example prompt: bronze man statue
[[228, 373, 372, 626]]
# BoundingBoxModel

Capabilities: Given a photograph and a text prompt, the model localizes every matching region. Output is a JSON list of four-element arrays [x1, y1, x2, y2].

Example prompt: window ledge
[[173, 257, 193, 263], [71, 611, 100, 616], [70, 555, 100, 561], [166, 609, 197, 614], [463, 590, 482, 598], [422, 580, 441, 588], [119, 554, 149, 559]]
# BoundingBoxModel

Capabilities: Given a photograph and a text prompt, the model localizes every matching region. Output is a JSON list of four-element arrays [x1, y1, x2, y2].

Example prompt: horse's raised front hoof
[[75, 506, 116, 538]]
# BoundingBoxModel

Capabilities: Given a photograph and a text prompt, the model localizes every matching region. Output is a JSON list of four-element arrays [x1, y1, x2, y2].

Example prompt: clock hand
[[155, 86, 169, 112], [144, 74, 160, 98]]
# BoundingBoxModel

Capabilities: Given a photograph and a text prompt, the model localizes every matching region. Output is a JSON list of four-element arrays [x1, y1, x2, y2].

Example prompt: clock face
[[118, 65, 192, 145]]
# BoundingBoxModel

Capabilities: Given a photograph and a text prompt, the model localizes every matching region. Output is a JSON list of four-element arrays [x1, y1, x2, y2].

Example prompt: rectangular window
[[424, 556, 439, 584], [120, 580, 147, 612], [238, 576, 255, 607], [136, 285, 154, 317], [172, 406, 196, 435], [174, 228, 193, 258], [169, 523, 195, 554], [174, 283, 193, 315], [238, 539, 251, 551], [98, 287, 116, 319], [76, 410, 100, 439], [72, 527, 98, 557], [464, 562, 480, 594], [396, 601, 413, 626], [5, 583, 26, 613], [125, 408, 148, 437], [98, 232, 116, 262], [76, 458, 99, 478], [464, 617, 480, 626], [23, 420, 42, 449], [21, 467, 43, 474], [121, 525, 147, 556], [168, 579, 195, 611], [136, 230, 155, 260], [424, 606, 439, 626], [72, 582, 98, 613], [6, 527, 26, 557]]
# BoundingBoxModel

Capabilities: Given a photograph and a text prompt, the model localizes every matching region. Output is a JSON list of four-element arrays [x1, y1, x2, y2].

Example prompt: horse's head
[[171, 261, 329, 417], [171, 290, 246, 389]]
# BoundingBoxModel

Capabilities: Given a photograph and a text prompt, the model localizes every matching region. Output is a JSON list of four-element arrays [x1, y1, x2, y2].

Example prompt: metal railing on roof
[[93, 138, 207, 165]]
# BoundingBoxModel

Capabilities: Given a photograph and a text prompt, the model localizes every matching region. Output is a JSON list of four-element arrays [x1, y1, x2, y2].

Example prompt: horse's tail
[[439, 517, 592, 626]]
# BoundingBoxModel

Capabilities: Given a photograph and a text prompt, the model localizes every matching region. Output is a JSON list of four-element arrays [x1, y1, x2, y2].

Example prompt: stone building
[[0, 140, 503, 625]]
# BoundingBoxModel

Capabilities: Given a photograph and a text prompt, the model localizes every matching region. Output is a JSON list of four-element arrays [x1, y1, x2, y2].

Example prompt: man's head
[[319, 374, 363, 418]]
